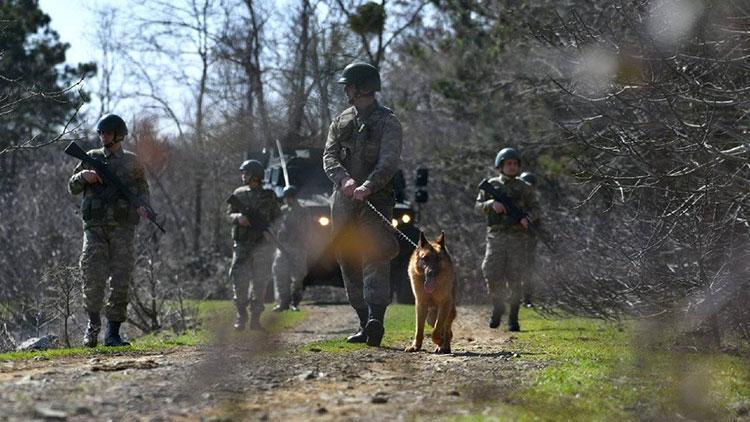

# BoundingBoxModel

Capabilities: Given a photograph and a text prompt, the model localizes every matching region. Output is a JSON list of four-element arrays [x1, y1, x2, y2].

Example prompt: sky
[[38, 0, 107, 66], [38, 0, 300, 134], [39, 0, 129, 127]]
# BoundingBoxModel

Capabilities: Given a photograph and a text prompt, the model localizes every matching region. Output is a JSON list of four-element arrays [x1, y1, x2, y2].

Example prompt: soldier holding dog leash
[[323, 62, 403, 347]]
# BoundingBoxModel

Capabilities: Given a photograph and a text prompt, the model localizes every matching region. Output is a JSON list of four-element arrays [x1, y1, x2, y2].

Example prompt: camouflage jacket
[[226, 185, 281, 242], [475, 175, 539, 230], [323, 101, 403, 200], [276, 202, 312, 250], [68, 147, 149, 229]]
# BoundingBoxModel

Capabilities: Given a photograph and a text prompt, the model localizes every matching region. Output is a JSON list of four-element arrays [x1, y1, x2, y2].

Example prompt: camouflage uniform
[[69, 147, 149, 323], [475, 175, 538, 317], [272, 202, 312, 306], [323, 101, 402, 311], [227, 185, 281, 319]]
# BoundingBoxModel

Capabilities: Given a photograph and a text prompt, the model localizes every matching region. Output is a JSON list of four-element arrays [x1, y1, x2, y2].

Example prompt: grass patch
[[0, 301, 306, 362], [490, 308, 750, 420], [303, 304, 749, 420]]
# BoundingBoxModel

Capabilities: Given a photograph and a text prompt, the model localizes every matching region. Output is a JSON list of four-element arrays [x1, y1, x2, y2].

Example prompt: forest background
[[1, 0, 747, 350]]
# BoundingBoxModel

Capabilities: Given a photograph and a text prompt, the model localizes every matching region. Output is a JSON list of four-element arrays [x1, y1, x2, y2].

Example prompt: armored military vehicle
[[263, 146, 427, 303]]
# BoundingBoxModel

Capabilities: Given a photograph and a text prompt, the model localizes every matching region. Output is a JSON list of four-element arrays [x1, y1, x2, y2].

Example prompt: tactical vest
[[79, 149, 141, 226], [334, 105, 395, 196], [485, 177, 528, 229], [229, 186, 279, 242]]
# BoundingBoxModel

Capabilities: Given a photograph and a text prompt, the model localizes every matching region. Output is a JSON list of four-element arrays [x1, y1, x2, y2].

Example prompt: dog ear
[[418, 231, 428, 248], [436, 231, 445, 248]]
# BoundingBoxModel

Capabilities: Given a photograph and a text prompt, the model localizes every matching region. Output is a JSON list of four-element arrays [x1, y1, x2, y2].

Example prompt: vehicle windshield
[[280, 148, 332, 197]]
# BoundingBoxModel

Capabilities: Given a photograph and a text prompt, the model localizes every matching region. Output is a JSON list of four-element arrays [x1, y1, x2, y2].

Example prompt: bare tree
[[129, 0, 222, 254], [42, 266, 81, 348], [286, 0, 313, 142], [215, 0, 273, 153], [91, 6, 123, 116], [333, 0, 430, 66]]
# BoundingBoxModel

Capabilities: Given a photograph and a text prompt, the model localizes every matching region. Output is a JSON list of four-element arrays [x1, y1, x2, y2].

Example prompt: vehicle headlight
[[401, 214, 412, 224], [318, 216, 330, 226], [391, 218, 398, 227]]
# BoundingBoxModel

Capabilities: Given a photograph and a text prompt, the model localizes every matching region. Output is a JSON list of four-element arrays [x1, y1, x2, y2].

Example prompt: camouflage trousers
[[79, 225, 135, 322], [481, 228, 532, 308], [229, 240, 275, 316], [272, 248, 307, 304], [331, 191, 399, 309]]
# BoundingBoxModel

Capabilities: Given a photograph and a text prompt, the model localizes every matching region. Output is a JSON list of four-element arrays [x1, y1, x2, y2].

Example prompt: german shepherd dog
[[405, 232, 457, 354]]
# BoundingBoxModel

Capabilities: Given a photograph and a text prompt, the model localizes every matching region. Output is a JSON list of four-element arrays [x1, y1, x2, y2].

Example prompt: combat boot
[[272, 301, 290, 312], [290, 291, 302, 312], [364, 304, 386, 347], [104, 321, 130, 347], [346, 307, 369, 343], [82, 312, 101, 348], [234, 303, 248, 331], [489, 304, 504, 329], [508, 303, 521, 332], [249, 312, 266, 332]]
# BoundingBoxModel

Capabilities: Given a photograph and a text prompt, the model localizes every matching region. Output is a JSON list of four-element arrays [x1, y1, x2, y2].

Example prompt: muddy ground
[[0, 304, 541, 421]]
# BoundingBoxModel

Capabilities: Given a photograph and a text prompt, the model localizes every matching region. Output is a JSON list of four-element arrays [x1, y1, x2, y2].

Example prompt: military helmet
[[494, 147, 521, 168], [519, 171, 537, 186], [239, 159, 265, 179], [96, 114, 128, 138], [282, 185, 298, 198], [337, 62, 381, 92]]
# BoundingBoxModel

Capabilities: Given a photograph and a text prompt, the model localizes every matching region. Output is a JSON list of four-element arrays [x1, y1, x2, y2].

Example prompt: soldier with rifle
[[68, 114, 154, 347], [475, 147, 539, 332], [226, 159, 281, 331]]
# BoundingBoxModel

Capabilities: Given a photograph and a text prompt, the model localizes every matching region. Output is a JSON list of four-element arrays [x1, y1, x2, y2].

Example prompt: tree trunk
[[288, 0, 311, 141]]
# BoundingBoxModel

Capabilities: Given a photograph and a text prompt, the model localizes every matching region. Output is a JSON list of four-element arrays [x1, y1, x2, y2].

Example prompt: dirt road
[[0, 305, 539, 421]]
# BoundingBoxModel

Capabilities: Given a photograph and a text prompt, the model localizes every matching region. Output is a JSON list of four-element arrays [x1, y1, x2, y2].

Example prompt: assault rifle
[[64, 141, 166, 233], [477, 179, 555, 252], [226, 194, 289, 255]]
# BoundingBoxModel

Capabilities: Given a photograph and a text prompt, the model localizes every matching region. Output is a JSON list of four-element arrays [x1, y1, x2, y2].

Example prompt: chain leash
[[365, 200, 419, 249]]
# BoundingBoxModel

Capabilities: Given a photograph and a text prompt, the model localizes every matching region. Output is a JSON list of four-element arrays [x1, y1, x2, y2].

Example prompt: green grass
[[488, 308, 750, 421], [0, 301, 306, 362], [304, 305, 750, 421], [4, 302, 747, 420]]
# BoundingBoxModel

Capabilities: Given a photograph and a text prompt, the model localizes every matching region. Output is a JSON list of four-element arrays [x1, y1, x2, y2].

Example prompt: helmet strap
[[348, 87, 375, 105], [103, 133, 125, 148], [246, 176, 262, 187]]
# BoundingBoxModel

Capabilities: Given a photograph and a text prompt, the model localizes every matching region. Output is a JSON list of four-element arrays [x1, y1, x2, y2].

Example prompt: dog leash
[[365, 200, 419, 249]]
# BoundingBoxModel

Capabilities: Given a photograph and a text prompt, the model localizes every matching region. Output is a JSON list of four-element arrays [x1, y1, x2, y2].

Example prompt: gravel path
[[0, 304, 540, 421]]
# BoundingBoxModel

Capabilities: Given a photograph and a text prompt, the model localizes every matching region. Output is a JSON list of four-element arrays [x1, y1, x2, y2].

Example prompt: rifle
[[477, 178, 555, 252], [226, 194, 290, 255], [64, 141, 166, 233]]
